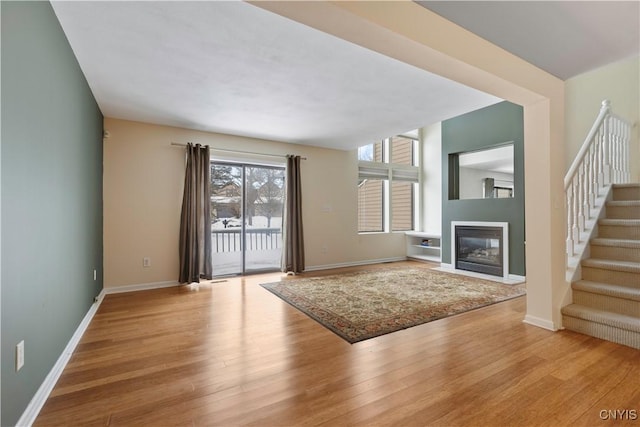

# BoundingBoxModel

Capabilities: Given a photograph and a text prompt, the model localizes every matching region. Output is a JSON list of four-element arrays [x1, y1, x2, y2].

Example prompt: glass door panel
[[211, 164, 243, 276], [244, 166, 285, 273]]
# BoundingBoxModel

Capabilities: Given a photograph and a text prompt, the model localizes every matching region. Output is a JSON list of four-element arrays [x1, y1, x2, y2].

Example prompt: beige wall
[[565, 56, 640, 181], [103, 118, 405, 289]]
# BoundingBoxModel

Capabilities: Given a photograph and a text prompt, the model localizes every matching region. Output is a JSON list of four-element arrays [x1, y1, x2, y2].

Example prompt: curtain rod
[[171, 142, 306, 160]]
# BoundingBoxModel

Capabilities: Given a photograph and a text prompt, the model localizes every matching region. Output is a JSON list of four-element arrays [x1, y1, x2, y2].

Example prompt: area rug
[[260, 267, 526, 343]]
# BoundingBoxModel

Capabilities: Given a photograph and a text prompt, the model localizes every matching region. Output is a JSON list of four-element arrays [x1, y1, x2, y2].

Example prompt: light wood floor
[[35, 261, 640, 426]]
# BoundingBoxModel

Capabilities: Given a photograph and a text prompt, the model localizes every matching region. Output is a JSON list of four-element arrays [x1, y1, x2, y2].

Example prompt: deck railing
[[211, 228, 282, 253]]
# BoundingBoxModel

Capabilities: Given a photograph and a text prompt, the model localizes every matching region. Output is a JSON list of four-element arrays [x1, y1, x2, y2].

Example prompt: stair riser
[[572, 290, 640, 317], [581, 267, 640, 288], [598, 225, 640, 240], [613, 186, 640, 201], [606, 205, 640, 220], [562, 316, 640, 349], [590, 245, 640, 263]]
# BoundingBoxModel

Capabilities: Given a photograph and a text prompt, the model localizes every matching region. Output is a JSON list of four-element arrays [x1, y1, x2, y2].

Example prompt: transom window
[[357, 132, 419, 233]]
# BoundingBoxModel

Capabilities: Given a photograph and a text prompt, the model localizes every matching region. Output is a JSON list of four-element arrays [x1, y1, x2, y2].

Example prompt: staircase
[[562, 183, 640, 349]]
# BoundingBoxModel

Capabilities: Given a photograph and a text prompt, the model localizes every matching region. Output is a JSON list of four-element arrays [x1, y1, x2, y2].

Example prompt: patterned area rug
[[261, 267, 526, 343]]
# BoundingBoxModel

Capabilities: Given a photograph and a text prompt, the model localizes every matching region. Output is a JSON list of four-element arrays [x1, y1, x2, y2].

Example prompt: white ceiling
[[418, 1, 640, 80], [51, 1, 500, 151], [52, 1, 639, 151]]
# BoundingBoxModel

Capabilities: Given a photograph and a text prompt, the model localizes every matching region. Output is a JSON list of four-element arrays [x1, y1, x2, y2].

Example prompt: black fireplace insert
[[455, 226, 504, 276]]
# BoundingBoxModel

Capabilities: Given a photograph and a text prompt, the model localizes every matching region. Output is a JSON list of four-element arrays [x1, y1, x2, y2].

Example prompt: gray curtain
[[282, 155, 305, 274], [179, 143, 213, 283]]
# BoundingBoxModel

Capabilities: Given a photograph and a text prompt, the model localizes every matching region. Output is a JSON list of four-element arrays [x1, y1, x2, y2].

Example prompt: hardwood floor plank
[[34, 261, 640, 426]]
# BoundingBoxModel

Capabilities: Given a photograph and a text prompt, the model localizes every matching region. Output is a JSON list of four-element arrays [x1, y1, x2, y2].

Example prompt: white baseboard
[[304, 257, 407, 272], [508, 274, 526, 283], [523, 314, 558, 331], [17, 289, 105, 427], [16, 278, 183, 425], [104, 280, 180, 295]]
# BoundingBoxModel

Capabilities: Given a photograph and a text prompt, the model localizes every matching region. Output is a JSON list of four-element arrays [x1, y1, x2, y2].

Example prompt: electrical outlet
[[143, 257, 151, 268], [16, 340, 24, 371]]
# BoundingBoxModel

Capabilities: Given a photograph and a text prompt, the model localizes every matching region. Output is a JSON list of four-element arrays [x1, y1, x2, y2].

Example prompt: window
[[358, 179, 384, 232], [357, 132, 419, 233], [391, 180, 413, 231], [358, 141, 383, 162]]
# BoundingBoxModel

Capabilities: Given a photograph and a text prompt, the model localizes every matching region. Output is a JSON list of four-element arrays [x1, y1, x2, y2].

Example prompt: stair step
[[598, 219, 640, 239], [590, 238, 640, 262], [582, 258, 640, 273], [581, 259, 640, 288], [591, 238, 640, 248], [565, 183, 640, 348], [562, 304, 640, 349], [562, 304, 640, 332], [612, 183, 640, 201], [572, 280, 640, 317], [606, 200, 640, 219], [599, 219, 640, 226], [573, 280, 640, 301]]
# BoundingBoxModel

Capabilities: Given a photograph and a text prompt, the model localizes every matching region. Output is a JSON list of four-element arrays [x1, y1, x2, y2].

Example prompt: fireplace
[[454, 224, 507, 277]]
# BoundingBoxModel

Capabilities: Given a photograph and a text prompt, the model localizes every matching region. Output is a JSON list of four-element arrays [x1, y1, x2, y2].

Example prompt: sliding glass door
[[210, 162, 285, 276], [244, 166, 285, 273]]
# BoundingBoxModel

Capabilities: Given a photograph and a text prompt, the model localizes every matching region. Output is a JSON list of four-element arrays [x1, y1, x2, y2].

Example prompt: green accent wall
[[1, 2, 103, 425], [441, 101, 526, 276]]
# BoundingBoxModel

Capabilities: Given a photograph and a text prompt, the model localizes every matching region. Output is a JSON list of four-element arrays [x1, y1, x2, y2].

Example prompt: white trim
[[405, 231, 441, 239], [95, 288, 106, 304], [16, 279, 183, 425], [304, 257, 406, 272], [508, 274, 526, 283], [103, 280, 180, 295], [435, 264, 524, 285], [451, 221, 509, 278], [523, 315, 558, 331], [17, 289, 105, 427]]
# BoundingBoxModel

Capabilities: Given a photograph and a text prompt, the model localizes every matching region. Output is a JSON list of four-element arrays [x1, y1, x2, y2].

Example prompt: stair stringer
[[565, 185, 613, 284]]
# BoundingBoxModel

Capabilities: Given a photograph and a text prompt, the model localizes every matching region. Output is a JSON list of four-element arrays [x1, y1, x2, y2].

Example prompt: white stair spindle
[[577, 166, 585, 231], [597, 128, 604, 189], [572, 178, 580, 246], [604, 116, 611, 184], [585, 149, 593, 217], [624, 120, 630, 182], [566, 185, 574, 256], [611, 118, 620, 183]]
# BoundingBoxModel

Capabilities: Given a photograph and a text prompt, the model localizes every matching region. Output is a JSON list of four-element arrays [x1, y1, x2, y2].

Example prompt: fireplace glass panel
[[455, 226, 504, 276], [458, 237, 500, 266]]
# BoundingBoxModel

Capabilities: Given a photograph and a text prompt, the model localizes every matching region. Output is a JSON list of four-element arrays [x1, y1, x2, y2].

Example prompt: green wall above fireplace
[[441, 101, 525, 276]]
